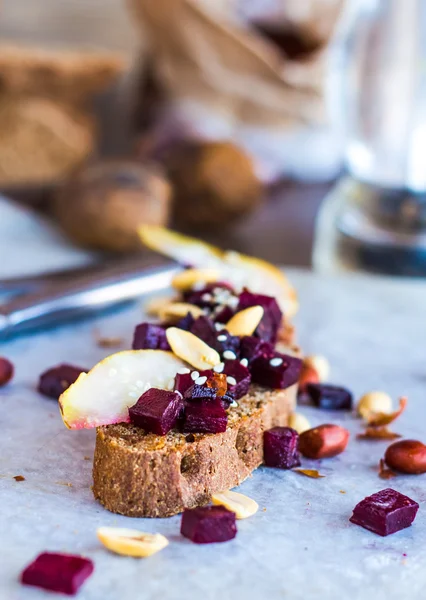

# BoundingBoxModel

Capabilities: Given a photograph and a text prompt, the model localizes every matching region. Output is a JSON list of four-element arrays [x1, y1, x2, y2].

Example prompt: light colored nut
[[357, 391, 393, 421], [211, 490, 259, 519], [171, 268, 220, 291], [304, 355, 330, 382], [97, 527, 169, 557], [144, 295, 174, 316], [158, 302, 205, 322], [384, 440, 426, 474], [288, 412, 311, 434], [166, 327, 221, 370], [298, 364, 319, 393], [225, 306, 264, 337], [299, 424, 350, 459]]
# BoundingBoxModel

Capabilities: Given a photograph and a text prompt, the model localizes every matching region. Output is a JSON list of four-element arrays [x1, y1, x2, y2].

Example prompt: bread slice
[[93, 383, 297, 517]]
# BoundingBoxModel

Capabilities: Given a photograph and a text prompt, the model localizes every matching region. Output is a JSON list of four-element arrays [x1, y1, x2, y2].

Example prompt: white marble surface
[[1, 270, 426, 600]]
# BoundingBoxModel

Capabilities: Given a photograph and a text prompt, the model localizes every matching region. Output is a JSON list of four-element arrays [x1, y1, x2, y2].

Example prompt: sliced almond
[[225, 306, 264, 337], [97, 527, 169, 558], [166, 328, 221, 370], [172, 268, 220, 291], [144, 295, 174, 317], [158, 302, 205, 322], [211, 490, 259, 519]]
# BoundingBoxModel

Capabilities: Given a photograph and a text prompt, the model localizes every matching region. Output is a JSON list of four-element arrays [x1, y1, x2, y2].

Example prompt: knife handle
[[0, 258, 179, 339]]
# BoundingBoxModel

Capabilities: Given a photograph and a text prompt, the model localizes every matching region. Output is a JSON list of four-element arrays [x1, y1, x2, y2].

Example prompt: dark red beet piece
[[21, 552, 94, 595], [0, 357, 14, 386], [184, 283, 235, 309], [182, 401, 228, 434], [263, 427, 301, 469], [38, 364, 86, 399], [132, 323, 170, 351], [129, 388, 183, 435], [174, 371, 197, 395], [238, 291, 282, 343], [181, 505, 237, 543], [306, 383, 353, 410], [190, 316, 240, 357], [175, 312, 195, 331], [239, 336, 274, 364], [350, 488, 419, 536], [223, 360, 251, 399], [251, 353, 302, 389]]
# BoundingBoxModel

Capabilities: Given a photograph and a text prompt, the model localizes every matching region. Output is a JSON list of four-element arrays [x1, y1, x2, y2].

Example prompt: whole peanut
[[299, 424, 350, 459], [384, 440, 426, 474], [0, 357, 14, 387]]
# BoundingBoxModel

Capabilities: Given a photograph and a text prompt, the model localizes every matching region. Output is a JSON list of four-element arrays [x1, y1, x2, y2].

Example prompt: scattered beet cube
[[223, 360, 251, 399], [263, 427, 301, 469], [239, 336, 274, 364], [306, 383, 353, 410], [0, 357, 14, 387], [129, 388, 183, 435], [238, 291, 282, 343], [132, 323, 170, 351], [181, 505, 237, 543], [350, 488, 419, 536], [183, 401, 228, 434], [21, 552, 94, 595], [251, 353, 302, 389], [38, 364, 86, 399]]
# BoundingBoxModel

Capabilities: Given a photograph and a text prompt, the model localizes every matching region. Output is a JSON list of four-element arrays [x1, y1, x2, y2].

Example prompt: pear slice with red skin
[[138, 226, 298, 317], [59, 350, 188, 429]]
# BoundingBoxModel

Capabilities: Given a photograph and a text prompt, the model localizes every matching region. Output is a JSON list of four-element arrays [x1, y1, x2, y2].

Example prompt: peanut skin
[[384, 440, 426, 474], [299, 424, 350, 459]]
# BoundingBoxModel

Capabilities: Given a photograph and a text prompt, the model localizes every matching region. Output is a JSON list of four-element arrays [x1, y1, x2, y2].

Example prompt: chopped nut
[[159, 302, 205, 322], [288, 412, 311, 434], [13, 475, 25, 482], [97, 527, 169, 557], [357, 391, 393, 421], [172, 268, 220, 291], [166, 328, 221, 370], [303, 355, 330, 382], [225, 306, 264, 337], [211, 490, 259, 519], [293, 469, 325, 479]]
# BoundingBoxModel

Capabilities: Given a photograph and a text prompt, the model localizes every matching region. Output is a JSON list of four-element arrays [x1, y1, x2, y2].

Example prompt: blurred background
[[1, 0, 425, 282]]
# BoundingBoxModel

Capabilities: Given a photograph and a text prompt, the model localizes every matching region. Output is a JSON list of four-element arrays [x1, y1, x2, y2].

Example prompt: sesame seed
[[270, 357, 283, 367], [201, 293, 212, 302], [177, 367, 190, 375], [213, 363, 225, 373], [192, 281, 205, 291], [217, 334, 227, 342], [230, 401, 238, 408], [195, 376, 207, 385], [240, 358, 249, 367], [191, 371, 200, 381], [228, 297, 239, 309], [223, 350, 237, 360], [226, 376, 237, 386], [214, 322, 225, 331]]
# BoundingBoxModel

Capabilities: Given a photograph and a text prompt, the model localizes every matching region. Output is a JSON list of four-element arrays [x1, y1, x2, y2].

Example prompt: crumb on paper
[[294, 469, 325, 479], [378, 458, 396, 480], [262, 508, 267, 512], [339, 490, 346, 494], [55, 481, 73, 487], [357, 426, 401, 440], [93, 328, 124, 349], [13, 475, 25, 482], [84, 456, 91, 461]]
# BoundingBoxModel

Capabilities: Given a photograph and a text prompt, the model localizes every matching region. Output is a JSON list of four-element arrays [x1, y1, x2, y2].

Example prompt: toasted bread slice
[[93, 383, 296, 517]]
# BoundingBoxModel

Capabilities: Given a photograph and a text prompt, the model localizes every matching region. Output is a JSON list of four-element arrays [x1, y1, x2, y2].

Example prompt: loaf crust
[[93, 384, 296, 517]]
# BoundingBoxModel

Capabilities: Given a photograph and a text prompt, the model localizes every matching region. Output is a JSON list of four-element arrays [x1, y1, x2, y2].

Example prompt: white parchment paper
[[1, 270, 426, 600]]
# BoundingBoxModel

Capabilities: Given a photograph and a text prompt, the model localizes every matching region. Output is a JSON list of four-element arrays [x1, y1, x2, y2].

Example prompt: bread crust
[[93, 384, 296, 517]]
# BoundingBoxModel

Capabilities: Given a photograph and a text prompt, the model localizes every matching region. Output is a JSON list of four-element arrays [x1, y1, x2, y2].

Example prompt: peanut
[[357, 391, 393, 421], [304, 355, 330, 382], [97, 527, 169, 557], [299, 424, 350, 459], [384, 440, 426, 474], [0, 357, 14, 387], [158, 302, 205, 322], [288, 412, 311, 434], [171, 268, 220, 291], [166, 327, 221, 370], [144, 295, 173, 316], [212, 490, 259, 519], [298, 364, 319, 393], [226, 306, 264, 337]]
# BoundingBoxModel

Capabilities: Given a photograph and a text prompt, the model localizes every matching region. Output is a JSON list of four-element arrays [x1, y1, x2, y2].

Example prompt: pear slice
[[138, 225, 298, 317], [59, 350, 187, 429]]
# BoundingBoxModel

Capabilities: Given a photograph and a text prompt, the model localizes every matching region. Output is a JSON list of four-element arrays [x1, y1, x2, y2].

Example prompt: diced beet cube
[[350, 488, 419, 536], [38, 364, 87, 399], [239, 336, 274, 364], [223, 360, 251, 399], [183, 401, 228, 434], [183, 283, 235, 309], [238, 291, 282, 343], [129, 388, 183, 435], [181, 506, 237, 543], [251, 353, 302, 389], [263, 427, 301, 469], [174, 370, 196, 395], [21, 552, 94, 595], [306, 383, 353, 410], [213, 305, 235, 324], [175, 312, 195, 331], [190, 316, 240, 357], [132, 323, 170, 351]]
